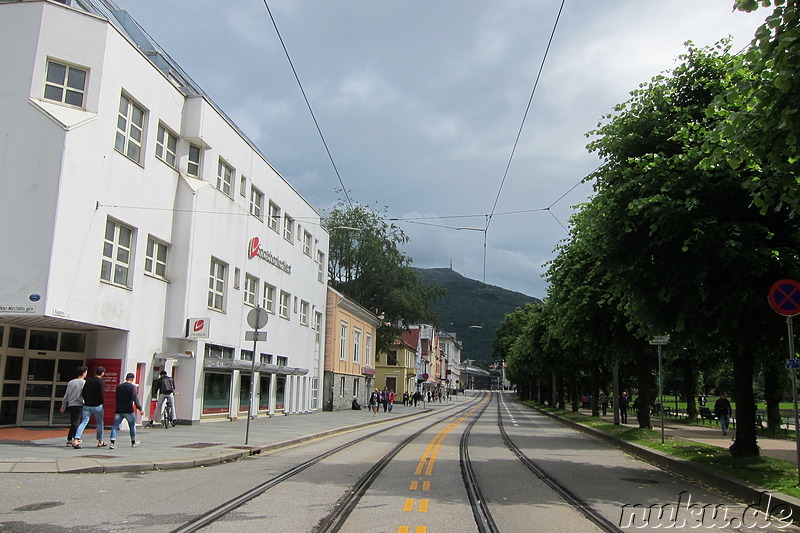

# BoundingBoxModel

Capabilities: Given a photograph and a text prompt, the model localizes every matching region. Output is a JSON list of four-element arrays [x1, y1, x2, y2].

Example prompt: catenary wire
[[261, 0, 352, 208]]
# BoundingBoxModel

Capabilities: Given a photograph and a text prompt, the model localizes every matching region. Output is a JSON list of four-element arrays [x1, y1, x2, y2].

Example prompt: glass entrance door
[[22, 358, 55, 425]]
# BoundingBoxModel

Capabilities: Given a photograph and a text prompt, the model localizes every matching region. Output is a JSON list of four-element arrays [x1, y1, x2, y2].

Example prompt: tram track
[[169, 392, 487, 533], [495, 392, 623, 533]]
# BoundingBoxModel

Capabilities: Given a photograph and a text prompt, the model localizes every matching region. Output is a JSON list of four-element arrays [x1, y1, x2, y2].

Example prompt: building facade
[[437, 331, 462, 396], [0, 0, 328, 426], [375, 332, 417, 400], [323, 288, 380, 410]]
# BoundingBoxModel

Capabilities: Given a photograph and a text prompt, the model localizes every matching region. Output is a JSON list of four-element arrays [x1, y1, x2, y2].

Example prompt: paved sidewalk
[[0, 399, 456, 474], [582, 409, 800, 465]]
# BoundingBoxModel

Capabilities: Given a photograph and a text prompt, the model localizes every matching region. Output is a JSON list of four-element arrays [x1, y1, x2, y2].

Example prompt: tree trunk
[[730, 347, 759, 457], [570, 376, 579, 412], [682, 358, 697, 422], [635, 345, 653, 429], [763, 357, 784, 433], [556, 374, 565, 410], [591, 362, 600, 417]]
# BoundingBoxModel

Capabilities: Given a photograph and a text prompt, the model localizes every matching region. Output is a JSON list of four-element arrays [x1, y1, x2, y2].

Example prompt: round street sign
[[247, 307, 269, 329], [421, 373, 429, 380], [768, 279, 800, 317]]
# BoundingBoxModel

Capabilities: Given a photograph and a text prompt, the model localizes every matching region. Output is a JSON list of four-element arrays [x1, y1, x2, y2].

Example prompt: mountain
[[415, 267, 541, 362]]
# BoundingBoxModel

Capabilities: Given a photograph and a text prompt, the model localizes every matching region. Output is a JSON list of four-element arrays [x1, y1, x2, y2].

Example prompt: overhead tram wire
[[482, 0, 567, 282], [261, 0, 352, 208]]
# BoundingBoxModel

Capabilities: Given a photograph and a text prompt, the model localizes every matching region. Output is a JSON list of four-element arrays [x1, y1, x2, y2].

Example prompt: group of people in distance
[[60, 366, 177, 450], [352, 387, 426, 415]]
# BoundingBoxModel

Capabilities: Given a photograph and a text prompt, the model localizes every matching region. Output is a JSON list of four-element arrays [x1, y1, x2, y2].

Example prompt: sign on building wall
[[187, 317, 210, 339]]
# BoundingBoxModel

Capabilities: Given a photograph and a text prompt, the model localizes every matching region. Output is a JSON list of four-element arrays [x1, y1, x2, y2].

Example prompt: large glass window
[[28, 331, 58, 351], [283, 214, 294, 242], [299, 300, 309, 326], [59, 332, 86, 353], [145, 236, 168, 279], [303, 231, 313, 256], [317, 251, 326, 283], [208, 258, 227, 311], [115, 94, 145, 163], [155, 123, 178, 168], [202, 372, 231, 415], [365, 334, 373, 367], [204, 344, 234, 359], [44, 60, 87, 107], [259, 375, 271, 411], [101, 218, 133, 287]]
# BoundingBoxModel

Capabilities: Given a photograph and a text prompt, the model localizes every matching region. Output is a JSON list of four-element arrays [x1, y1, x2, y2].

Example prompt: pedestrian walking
[[714, 392, 733, 436], [75, 366, 107, 447], [60, 366, 88, 449], [413, 390, 422, 407], [402, 392, 409, 406], [388, 389, 395, 412], [618, 392, 629, 424], [368, 389, 381, 416], [109, 373, 144, 449], [382, 386, 389, 412], [599, 391, 609, 416]]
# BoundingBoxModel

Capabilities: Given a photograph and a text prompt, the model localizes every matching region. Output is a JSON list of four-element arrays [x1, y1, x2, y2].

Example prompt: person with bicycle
[[152, 370, 177, 427]]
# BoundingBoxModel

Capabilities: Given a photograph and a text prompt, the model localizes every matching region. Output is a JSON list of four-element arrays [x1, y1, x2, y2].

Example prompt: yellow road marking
[[410, 480, 419, 490], [422, 481, 430, 491], [398, 527, 409, 533], [403, 499, 415, 512], [419, 499, 429, 512], [416, 528, 427, 533]]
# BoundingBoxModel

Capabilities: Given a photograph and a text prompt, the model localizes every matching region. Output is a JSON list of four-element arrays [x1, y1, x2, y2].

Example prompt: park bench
[[699, 406, 717, 425]]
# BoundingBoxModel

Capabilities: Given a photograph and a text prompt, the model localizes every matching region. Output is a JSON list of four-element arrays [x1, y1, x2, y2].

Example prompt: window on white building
[[311, 377, 319, 410], [187, 144, 202, 177], [216, 158, 233, 197], [250, 186, 264, 221], [339, 322, 348, 361], [299, 300, 309, 326], [244, 274, 258, 306], [262, 283, 276, 313], [276, 356, 287, 366], [239, 175, 247, 197], [101, 218, 133, 287], [205, 344, 234, 359], [365, 333, 373, 367], [353, 328, 362, 363], [283, 214, 294, 242], [208, 258, 227, 311], [155, 123, 177, 168], [314, 311, 322, 344], [268, 202, 280, 233], [279, 291, 290, 319], [303, 231, 313, 256], [317, 251, 326, 283], [115, 94, 145, 164], [144, 236, 168, 279], [43, 60, 87, 107]]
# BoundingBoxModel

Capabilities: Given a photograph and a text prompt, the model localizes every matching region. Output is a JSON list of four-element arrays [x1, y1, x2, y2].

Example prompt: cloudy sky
[[113, 0, 767, 299]]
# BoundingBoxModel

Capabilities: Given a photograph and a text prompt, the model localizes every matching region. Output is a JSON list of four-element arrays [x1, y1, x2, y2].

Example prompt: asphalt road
[[0, 393, 797, 532]]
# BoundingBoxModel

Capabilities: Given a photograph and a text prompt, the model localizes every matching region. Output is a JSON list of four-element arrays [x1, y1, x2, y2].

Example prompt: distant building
[[375, 331, 417, 400], [323, 288, 380, 410], [0, 0, 328, 426], [437, 331, 462, 394]]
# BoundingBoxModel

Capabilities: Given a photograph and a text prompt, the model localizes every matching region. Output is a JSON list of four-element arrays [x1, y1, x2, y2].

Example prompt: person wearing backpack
[[153, 370, 177, 426]]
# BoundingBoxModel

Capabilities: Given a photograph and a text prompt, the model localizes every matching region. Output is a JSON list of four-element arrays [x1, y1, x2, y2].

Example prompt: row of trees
[[496, 1, 800, 457]]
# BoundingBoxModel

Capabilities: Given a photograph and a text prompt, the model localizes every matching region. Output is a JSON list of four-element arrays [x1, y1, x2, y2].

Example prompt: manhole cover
[[176, 442, 221, 449], [13, 502, 64, 512], [620, 477, 660, 484]]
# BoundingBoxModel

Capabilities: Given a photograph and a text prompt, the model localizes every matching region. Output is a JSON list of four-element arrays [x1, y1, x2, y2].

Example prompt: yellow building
[[323, 288, 381, 410], [375, 331, 418, 401]]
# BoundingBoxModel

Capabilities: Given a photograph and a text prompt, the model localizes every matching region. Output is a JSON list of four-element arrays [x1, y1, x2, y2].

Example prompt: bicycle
[[146, 394, 176, 429]]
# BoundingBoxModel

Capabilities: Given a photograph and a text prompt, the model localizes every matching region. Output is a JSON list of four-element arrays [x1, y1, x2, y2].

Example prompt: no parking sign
[[769, 279, 800, 316]]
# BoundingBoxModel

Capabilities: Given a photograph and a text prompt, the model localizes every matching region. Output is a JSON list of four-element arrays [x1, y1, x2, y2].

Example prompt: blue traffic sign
[[787, 359, 800, 370], [769, 279, 800, 317]]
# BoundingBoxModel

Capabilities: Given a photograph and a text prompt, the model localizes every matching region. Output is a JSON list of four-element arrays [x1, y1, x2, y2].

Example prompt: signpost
[[769, 279, 800, 482], [649, 335, 670, 444], [245, 306, 269, 445]]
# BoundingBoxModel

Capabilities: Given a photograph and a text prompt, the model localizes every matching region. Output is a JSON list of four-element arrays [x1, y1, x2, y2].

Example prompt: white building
[[0, 0, 328, 426]]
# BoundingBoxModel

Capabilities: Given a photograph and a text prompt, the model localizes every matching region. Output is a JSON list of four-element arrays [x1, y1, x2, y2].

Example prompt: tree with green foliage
[[323, 199, 444, 352], [707, 0, 800, 215], [586, 41, 799, 456]]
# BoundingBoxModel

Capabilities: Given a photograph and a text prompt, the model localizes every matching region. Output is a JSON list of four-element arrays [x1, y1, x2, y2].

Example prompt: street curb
[[531, 405, 800, 521], [37, 408, 431, 474]]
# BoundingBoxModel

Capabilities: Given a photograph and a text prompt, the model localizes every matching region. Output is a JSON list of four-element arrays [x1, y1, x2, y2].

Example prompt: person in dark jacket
[[75, 366, 107, 447], [153, 370, 177, 426], [110, 373, 144, 449], [60, 366, 88, 448], [714, 392, 733, 436]]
